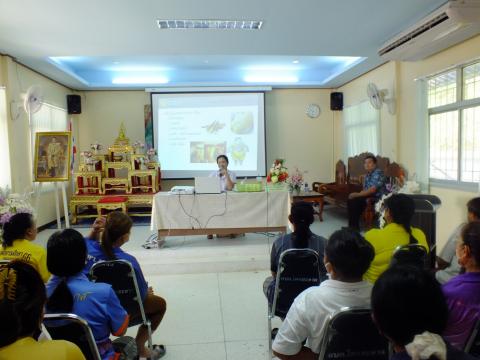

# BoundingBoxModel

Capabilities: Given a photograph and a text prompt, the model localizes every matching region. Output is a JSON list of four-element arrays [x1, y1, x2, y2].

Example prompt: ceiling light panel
[[157, 19, 263, 30]]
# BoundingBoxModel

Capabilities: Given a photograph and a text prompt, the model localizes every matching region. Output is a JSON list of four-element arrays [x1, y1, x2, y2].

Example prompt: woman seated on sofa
[[83, 211, 167, 360], [0, 260, 85, 360], [46, 229, 129, 360], [363, 193, 429, 283]]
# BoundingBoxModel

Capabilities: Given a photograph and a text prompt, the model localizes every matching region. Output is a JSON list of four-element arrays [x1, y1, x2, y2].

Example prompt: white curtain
[[414, 78, 430, 192], [0, 88, 11, 188], [343, 100, 380, 158]]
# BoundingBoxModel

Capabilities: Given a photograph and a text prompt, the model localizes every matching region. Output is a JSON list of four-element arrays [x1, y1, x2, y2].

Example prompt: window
[[343, 100, 380, 158], [428, 61, 480, 187], [31, 103, 68, 188], [0, 87, 11, 188]]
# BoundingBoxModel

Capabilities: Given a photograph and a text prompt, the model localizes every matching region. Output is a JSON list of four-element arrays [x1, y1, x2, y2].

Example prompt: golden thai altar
[[70, 125, 161, 223]]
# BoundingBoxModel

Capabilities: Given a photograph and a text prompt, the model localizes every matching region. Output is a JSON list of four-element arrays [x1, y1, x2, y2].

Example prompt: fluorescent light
[[112, 76, 169, 84], [244, 75, 298, 83], [157, 19, 263, 30]]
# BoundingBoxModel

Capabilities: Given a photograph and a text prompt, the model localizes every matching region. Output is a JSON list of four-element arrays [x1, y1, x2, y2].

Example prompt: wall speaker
[[330, 92, 343, 111], [67, 95, 81, 114]]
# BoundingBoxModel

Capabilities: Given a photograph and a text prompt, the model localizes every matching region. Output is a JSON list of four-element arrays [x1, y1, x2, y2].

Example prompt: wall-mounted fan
[[366, 83, 396, 114], [24, 85, 44, 121]]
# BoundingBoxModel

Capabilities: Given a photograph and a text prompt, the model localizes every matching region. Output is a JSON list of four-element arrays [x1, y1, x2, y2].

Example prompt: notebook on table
[[195, 177, 221, 194]]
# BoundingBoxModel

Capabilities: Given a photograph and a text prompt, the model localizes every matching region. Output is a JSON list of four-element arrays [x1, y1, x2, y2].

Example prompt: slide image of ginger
[[230, 112, 254, 134], [228, 137, 249, 166], [190, 142, 226, 163], [202, 120, 225, 134]]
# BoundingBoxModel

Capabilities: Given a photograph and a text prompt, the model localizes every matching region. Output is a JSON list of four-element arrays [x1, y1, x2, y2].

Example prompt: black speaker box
[[330, 92, 343, 111], [67, 95, 81, 114]]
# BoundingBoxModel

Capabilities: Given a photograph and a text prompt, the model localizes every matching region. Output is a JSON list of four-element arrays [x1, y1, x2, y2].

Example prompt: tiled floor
[[35, 205, 347, 359]]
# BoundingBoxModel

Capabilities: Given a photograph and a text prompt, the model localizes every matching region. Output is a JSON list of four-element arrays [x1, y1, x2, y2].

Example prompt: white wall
[[1, 56, 73, 226], [77, 89, 335, 189], [336, 35, 480, 250]]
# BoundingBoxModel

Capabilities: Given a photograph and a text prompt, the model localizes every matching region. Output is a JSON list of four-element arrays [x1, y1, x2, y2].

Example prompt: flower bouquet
[[266, 159, 288, 190], [133, 141, 145, 154], [288, 167, 304, 194], [146, 148, 156, 162], [90, 141, 103, 154], [80, 151, 98, 171], [0, 187, 35, 227]]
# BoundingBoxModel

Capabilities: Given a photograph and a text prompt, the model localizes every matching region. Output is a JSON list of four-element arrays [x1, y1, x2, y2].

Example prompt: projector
[[169, 186, 195, 195]]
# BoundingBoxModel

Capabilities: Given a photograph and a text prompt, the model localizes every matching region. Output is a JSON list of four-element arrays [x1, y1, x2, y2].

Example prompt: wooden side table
[[291, 191, 325, 221], [101, 178, 130, 194], [129, 170, 157, 193], [97, 196, 128, 216], [74, 171, 102, 194]]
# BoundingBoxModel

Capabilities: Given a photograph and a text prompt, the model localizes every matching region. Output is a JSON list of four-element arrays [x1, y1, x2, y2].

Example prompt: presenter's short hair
[[217, 155, 229, 164]]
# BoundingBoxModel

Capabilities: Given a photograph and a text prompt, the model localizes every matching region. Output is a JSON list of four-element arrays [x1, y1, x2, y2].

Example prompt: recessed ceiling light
[[156, 19, 263, 30], [244, 75, 298, 83], [112, 76, 169, 84], [292, 60, 299, 64]]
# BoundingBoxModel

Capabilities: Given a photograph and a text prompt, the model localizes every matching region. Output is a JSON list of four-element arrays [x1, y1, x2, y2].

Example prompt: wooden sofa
[[312, 152, 404, 228]]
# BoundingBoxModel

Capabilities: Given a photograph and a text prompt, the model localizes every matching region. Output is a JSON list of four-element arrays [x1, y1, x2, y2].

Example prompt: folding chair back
[[390, 243, 428, 269], [43, 313, 101, 360], [272, 248, 322, 318], [90, 259, 144, 322], [90, 259, 153, 351], [465, 318, 480, 357], [318, 308, 389, 360]]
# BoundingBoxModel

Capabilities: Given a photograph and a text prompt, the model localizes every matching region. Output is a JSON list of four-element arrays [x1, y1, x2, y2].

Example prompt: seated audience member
[[347, 155, 387, 230], [263, 201, 327, 306], [364, 194, 429, 283], [436, 197, 480, 284], [0, 260, 85, 360], [46, 229, 129, 360], [83, 211, 167, 360], [442, 221, 480, 350], [372, 265, 477, 360], [0, 212, 50, 282], [272, 228, 374, 360]]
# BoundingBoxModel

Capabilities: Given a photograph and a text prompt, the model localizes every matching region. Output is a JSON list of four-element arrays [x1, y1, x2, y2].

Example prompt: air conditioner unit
[[379, 0, 480, 61]]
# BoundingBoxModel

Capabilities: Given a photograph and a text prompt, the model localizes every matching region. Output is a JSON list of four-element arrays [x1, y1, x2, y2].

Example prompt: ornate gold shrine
[[71, 125, 160, 223]]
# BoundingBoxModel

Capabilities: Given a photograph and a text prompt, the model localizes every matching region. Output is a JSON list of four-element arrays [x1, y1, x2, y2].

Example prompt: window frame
[[428, 61, 480, 192]]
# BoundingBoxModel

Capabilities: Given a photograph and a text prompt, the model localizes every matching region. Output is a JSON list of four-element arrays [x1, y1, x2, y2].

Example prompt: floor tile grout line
[[216, 272, 229, 359]]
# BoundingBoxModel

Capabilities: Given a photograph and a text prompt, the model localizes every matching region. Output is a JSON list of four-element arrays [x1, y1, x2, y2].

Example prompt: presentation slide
[[152, 92, 266, 179]]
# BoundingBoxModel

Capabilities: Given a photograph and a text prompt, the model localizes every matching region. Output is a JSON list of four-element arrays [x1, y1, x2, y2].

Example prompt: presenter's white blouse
[[209, 170, 237, 191]]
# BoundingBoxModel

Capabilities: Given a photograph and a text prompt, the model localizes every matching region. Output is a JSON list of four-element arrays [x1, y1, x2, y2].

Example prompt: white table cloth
[[151, 191, 289, 235]]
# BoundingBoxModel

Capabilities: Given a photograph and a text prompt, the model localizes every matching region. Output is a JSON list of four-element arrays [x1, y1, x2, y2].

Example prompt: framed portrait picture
[[34, 131, 72, 182]]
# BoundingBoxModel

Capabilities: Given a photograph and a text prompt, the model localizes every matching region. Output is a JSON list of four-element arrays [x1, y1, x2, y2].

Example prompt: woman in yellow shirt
[[0, 213, 50, 282], [0, 260, 85, 360], [364, 194, 429, 283]]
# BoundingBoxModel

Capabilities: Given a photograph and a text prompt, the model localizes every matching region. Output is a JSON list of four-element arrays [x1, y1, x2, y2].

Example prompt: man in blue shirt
[[347, 155, 386, 230]]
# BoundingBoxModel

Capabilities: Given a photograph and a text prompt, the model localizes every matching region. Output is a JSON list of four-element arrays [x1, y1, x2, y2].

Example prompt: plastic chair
[[90, 259, 153, 355], [43, 313, 101, 360], [465, 318, 480, 357], [268, 248, 322, 357], [318, 307, 389, 360], [390, 243, 429, 268]]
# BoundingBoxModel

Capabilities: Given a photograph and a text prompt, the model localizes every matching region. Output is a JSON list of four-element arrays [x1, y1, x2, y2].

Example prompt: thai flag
[[69, 119, 76, 174]]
